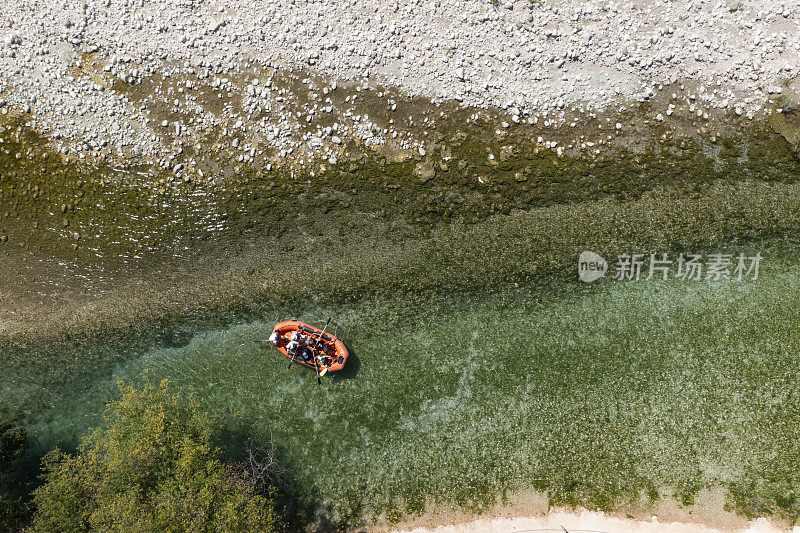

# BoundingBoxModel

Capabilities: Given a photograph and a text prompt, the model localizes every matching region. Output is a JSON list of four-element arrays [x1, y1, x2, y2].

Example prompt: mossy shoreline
[[1, 100, 798, 274]]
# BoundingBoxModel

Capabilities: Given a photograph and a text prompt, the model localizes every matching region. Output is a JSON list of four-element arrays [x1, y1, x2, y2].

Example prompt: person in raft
[[269, 330, 282, 346], [301, 345, 314, 362], [315, 352, 330, 368], [296, 332, 316, 362], [289, 331, 307, 344], [283, 331, 299, 355], [284, 339, 296, 352], [281, 330, 315, 362]]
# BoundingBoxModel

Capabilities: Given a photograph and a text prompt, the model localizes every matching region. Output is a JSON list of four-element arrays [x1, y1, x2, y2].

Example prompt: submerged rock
[[414, 159, 435, 182]]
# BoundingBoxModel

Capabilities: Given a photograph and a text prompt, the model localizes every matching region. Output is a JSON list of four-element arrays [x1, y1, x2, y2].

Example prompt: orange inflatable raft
[[271, 320, 348, 373]]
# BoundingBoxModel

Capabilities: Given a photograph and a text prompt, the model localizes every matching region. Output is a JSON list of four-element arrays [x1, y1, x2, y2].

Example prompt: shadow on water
[[330, 348, 360, 382], [215, 421, 320, 531], [215, 419, 370, 532]]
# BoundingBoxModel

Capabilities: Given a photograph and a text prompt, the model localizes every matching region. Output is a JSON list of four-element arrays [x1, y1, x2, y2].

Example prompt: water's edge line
[[383, 488, 794, 533]]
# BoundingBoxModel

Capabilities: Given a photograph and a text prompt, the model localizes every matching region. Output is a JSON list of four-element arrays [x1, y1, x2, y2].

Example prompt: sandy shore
[[394, 509, 797, 533], [384, 489, 798, 533]]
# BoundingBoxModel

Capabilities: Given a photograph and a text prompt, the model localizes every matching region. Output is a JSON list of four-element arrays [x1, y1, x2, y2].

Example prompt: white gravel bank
[[0, 0, 798, 158], [393, 509, 799, 533]]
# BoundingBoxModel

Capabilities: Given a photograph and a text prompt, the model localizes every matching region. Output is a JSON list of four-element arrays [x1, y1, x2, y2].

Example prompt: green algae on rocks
[[1, 104, 799, 269]]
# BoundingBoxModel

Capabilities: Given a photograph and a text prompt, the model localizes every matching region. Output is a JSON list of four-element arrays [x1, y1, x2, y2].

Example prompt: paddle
[[236, 340, 268, 347]]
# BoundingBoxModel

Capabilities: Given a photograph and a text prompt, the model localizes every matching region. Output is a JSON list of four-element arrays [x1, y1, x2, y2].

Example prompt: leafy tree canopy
[[31, 379, 278, 532]]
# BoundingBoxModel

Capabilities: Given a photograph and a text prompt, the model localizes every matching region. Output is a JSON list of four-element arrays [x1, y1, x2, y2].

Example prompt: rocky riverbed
[[1, 0, 799, 166]]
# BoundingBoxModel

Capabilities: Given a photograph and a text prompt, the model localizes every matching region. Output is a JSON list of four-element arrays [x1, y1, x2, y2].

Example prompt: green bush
[[30, 379, 278, 532]]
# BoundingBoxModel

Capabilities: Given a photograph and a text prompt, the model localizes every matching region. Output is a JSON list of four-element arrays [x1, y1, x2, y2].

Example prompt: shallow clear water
[[10, 249, 800, 521]]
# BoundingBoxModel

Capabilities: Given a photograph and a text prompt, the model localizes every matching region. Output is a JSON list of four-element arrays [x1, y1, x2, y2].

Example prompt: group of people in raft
[[268, 328, 334, 368]]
